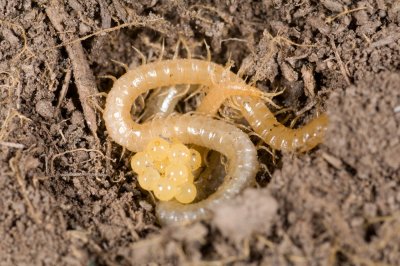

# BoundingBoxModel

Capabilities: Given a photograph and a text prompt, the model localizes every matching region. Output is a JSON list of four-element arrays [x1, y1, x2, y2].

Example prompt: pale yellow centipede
[[103, 59, 259, 225], [103, 59, 328, 224]]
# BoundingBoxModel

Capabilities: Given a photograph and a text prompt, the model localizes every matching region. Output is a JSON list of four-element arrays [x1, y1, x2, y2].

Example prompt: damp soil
[[1, 1, 400, 265]]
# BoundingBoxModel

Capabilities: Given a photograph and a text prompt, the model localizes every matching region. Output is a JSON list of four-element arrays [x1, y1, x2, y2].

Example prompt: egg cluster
[[131, 137, 202, 204]]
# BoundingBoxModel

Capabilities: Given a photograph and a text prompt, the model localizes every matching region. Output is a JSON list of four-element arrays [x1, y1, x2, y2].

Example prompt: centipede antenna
[[132, 45, 147, 65], [111, 59, 129, 72]]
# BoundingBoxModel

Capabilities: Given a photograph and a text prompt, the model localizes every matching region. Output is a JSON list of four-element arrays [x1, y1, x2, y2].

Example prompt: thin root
[[50, 148, 114, 174], [9, 152, 42, 224], [326, 6, 367, 23]]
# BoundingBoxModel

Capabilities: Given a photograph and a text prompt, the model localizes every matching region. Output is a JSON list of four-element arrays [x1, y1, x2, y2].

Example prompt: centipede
[[103, 59, 259, 224], [103, 58, 328, 224]]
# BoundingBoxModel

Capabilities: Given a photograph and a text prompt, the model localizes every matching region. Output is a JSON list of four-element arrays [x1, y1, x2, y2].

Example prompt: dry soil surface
[[1, 0, 399, 265]]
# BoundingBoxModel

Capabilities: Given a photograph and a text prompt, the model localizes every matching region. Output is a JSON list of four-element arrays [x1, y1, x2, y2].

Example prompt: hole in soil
[[364, 223, 379, 243], [343, 161, 357, 176], [335, 250, 351, 265], [314, 71, 325, 90], [200, 226, 218, 259], [255, 147, 278, 187], [348, 17, 358, 31]]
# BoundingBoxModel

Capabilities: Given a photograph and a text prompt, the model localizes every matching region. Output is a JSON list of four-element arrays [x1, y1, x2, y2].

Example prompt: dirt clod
[[35, 100, 55, 119], [212, 188, 278, 243]]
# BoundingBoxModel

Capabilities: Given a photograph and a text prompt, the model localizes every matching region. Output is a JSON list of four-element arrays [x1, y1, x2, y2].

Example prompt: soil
[[1, 0, 399, 265]]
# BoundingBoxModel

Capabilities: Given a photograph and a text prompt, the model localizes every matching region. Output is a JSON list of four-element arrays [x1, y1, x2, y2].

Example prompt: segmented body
[[140, 85, 184, 121], [131, 59, 329, 153], [238, 96, 329, 152], [103, 58, 328, 223], [103, 59, 258, 224], [197, 83, 328, 152]]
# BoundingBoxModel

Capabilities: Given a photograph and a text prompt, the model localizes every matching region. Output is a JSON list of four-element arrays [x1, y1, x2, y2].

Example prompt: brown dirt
[[1, 0, 399, 265]]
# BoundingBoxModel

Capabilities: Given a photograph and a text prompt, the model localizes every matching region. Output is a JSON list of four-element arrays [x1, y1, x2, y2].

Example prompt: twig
[[369, 32, 400, 49], [330, 38, 351, 85], [106, 139, 112, 175], [55, 172, 109, 177], [50, 148, 115, 174], [326, 6, 367, 23], [9, 152, 42, 224], [0, 19, 31, 61], [189, 4, 233, 25], [45, 3, 99, 141], [118, 204, 140, 241], [0, 109, 31, 141], [44, 18, 164, 51], [0, 140, 24, 149], [56, 66, 72, 112]]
